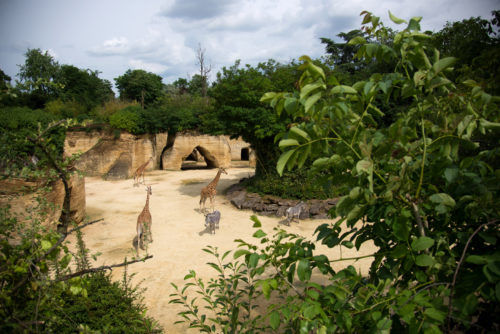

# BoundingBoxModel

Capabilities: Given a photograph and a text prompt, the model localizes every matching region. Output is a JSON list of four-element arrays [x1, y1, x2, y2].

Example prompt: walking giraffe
[[133, 157, 153, 187], [199, 167, 227, 212], [135, 185, 153, 253]]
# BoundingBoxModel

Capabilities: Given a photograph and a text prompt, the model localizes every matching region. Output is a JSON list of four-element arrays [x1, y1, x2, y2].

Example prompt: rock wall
[[226, 136, 256, 167], [226, 183, 339, 220], [65, 130, 254, 175], [0, 174, 86, 228], [65, 130, 167, 179], [162, 132, 232, 170]]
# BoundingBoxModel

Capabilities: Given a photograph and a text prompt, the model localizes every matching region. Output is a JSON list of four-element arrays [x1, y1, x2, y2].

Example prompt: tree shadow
[[176, 170, 253, 198]]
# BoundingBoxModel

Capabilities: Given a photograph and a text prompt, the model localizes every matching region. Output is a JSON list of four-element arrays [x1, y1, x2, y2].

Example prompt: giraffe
[[199, 167, 227, 212], [133, 157, 153, 187], [135, 185, 153, 252]]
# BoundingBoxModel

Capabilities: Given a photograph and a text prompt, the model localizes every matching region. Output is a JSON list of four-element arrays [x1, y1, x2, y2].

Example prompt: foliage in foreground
[[0, 207, 161, 333], [171, 11, 499, 333], [0, 120, 160, 332]]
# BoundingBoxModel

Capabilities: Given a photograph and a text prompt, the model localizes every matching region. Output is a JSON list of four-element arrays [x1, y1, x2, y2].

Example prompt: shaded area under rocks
[[225, 182, 339, 219]]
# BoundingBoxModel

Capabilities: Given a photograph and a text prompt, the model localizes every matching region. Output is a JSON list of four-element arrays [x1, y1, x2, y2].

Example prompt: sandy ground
[[70, 167, 376, 333]]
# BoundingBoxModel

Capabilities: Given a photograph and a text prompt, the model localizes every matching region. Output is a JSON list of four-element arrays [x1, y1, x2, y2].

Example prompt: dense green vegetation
[[171, 11, 500, 333]]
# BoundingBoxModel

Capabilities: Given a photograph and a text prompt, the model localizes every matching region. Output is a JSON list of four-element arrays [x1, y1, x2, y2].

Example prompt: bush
[[0, 106, 65, 174], [45, 272, 161, 333], [45, 98, 86, 119], [109, 105, 144, 134], [242, 169, 337, 200], [92, 99, 139, 123]]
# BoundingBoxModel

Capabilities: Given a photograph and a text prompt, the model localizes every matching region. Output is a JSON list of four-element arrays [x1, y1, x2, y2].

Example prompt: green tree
[[114, 69, 164, 108], [431, 12, 500, 94], [173, 11, 500, 333], [17, 48, 62, 108], [56, 65, 113, 111], [209, 59, 299, 177]]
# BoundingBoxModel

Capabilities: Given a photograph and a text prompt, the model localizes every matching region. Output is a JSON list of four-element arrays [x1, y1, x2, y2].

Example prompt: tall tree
[[17, 48, 61, 108], [56, 65, 113, 110], [196, 43, 211, 97], [431, 12, 500, 94], [114, 69, 164, 108], [209, 60, 299, 177]]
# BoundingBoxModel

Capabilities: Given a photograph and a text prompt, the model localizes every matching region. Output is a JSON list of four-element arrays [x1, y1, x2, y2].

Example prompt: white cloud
[[129, 59, 169, 74], [89, 37, 130, 56]]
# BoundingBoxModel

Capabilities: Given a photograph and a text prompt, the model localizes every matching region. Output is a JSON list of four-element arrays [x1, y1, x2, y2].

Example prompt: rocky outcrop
[[64, 130, 167, 179], [0, 174, 86, 228], [225, 183, 339, 219], [162, 132, 232, 170]]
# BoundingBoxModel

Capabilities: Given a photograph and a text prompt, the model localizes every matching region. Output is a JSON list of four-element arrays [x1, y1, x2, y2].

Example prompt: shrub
[[0, 106, 65, 175], [92, 99, 139, 123], [45, 98, 86, 118], [109, 105, 144, 134]]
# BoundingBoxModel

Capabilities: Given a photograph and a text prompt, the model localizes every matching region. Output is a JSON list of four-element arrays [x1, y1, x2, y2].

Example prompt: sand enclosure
[[72, 167, 376, 332]]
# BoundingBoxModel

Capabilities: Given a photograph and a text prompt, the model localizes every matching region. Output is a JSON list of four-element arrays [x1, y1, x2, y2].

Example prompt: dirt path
[[74, 167, 376, 333]]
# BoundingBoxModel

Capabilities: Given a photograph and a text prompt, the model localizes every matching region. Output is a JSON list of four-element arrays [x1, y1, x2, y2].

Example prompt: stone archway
[[161, 133, 231, 170]]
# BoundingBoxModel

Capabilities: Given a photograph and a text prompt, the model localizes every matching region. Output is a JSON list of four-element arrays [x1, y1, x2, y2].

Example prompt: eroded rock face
[[226, 183, 338, 220], [162, 133, 232, 170], [0, 174, 86, 228], [65, 130, 167, 179]]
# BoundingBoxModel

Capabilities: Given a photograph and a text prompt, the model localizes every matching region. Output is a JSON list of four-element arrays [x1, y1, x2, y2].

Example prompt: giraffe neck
[[209, 170, 222, 188], [144, 192, 150, 211]]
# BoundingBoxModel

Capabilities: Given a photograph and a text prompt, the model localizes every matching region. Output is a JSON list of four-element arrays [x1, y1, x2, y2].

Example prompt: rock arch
[[161, 133, 231, 170]]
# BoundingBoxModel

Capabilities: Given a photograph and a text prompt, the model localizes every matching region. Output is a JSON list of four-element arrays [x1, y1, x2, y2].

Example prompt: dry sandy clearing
[[71, 167, 376, 333]]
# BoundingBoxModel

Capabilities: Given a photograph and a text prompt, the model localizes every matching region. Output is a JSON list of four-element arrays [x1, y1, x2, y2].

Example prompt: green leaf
[[279, 139, 299, 149], [356, 159, 373, 173], [277, 149, 296, 176], [348, 36, 367, 45], [444, 167, 458, 183], [465, 255, 488, 265], [432, 57, 457, 75], [253, 229, 267, 238], [249, 253, 259, 268], [304, 92, 322, 113], [233, 249, 250, 259], [297, 259, 312, 281], [415, 254, 435, 267], [41, 240, 52, 251], [377, 317, 392, 330], [70, 285, 82, 295], [424, 308, 445, 322], [303, 304, 320, 319], [251, 215, 262, 227], [391, 244, 408, 258], [411, 237, 435, 252], [312, 157, 330, 168], [284, 97, 299, 114], [269, 310, 280, 329], [429, 193, 456, 207], [331, 85, 357, 94], [260, 92, 277, 103], [393, 217, 409, 241], [300, 81, 325, 100], [388, 11, 407, 24], [290, 126, 311, 141], [408, 17, 422, 31]]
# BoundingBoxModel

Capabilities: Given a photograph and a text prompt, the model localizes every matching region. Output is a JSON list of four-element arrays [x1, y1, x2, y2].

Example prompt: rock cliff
[[0, 174, 86, 228]]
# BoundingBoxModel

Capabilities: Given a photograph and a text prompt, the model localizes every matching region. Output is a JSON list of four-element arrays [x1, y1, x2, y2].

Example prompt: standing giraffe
[[135, 185, 153, 252], [199, 167, 227, 212], [133, 157, 153, 187]]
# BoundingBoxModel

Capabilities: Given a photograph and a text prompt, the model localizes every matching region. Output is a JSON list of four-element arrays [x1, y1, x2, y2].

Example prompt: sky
[[0, 0, 498, 91]]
